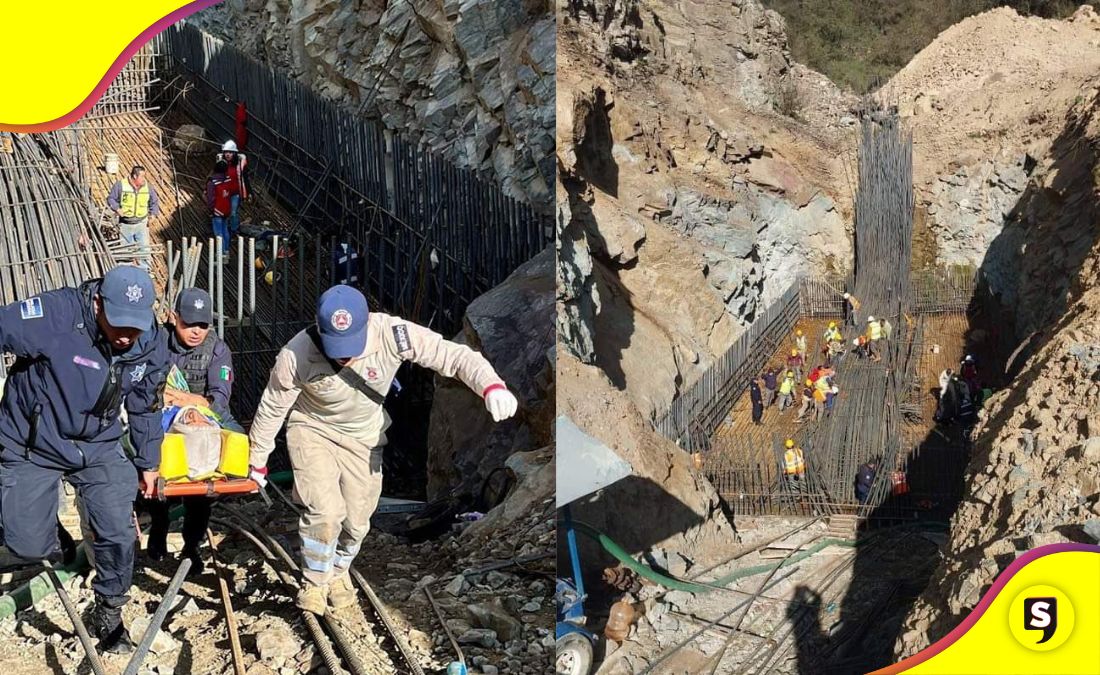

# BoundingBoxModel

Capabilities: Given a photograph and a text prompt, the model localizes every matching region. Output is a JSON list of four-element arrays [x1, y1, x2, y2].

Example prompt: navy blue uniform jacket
[[0, 281, 169, 471]]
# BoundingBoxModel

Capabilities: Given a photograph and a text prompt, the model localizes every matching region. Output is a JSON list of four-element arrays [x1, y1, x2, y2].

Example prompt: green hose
[[571, 521, 856, 594], [0, 470, 295, 620]]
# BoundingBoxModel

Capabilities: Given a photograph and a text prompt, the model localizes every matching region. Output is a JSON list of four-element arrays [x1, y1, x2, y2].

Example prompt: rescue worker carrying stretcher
[[0, 266, 169, 653], [248, 285, 519, 614], [146, 288, 241, 575]]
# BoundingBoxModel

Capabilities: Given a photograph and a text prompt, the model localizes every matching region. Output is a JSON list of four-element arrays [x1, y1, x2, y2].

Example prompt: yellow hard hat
[[786, 371, 794, 378], [829, 321, 837, 328], [806, 379, 813, 386], [791, 348, 798, 357], [796, 329, 803, 336], [264, 270, 276, 286], [785, 439, 795, 448], [255, 256, 266, 270]]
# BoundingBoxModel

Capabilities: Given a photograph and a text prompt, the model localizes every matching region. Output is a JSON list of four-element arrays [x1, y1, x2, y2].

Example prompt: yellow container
[[159, 433, 189, 482], [218, 430, 250, 479]]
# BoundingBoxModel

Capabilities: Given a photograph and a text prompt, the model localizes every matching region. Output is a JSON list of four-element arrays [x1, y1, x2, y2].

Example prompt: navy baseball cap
[[316, 285, 369, 359], [176, 288, 213, 325], [100, 265, 155, 330]]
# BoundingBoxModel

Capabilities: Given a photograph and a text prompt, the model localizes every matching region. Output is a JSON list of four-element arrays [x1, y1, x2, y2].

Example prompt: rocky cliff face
[[897, 80, 1100, 658], [425, 246, 554, 500], [889, 5, 1100, 270], [191, 0, 555, 212], [557, 0, 856, 419]]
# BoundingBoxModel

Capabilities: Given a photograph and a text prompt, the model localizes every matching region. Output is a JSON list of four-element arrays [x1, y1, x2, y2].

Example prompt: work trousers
[[762, 388, 776, 408], [867, 339, 881, 360], [147, 495, 212, 553], [228, 195, 241, 235], [0, 444, 137, 599], [118, 218, 150, 270], [778, 391, 793, 411], [795, 397, 812, 421], [814, 399, 826, 421], [212, 216, 230, 254], [287, 425, 384, 587]]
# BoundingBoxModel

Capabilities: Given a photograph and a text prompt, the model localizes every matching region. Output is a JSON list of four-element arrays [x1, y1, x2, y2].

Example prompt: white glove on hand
[[485, 387, 518, 422], [250, 465, 269, 489]]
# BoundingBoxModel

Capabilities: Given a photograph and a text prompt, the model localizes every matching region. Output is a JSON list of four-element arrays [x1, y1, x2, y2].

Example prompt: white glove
[[250, 465, 268, 489], [485, 386, 518, 422]]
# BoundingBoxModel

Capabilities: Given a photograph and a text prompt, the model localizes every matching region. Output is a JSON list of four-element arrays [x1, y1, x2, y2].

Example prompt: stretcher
[[153, 476, 259, 501], [154, 427, 259, 500]]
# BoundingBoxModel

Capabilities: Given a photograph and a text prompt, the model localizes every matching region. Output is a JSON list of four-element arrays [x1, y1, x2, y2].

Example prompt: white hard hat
[[831, 386, 839, 394], [222, 140, 239, 152], [852, 338, 860, 346], [965, 354, 974, 362], [842, 292, 850, 299], [867, 316, 875, 322]]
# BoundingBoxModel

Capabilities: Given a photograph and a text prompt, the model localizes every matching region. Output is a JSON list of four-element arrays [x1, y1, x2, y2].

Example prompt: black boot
[[92, 594, 134, 654]]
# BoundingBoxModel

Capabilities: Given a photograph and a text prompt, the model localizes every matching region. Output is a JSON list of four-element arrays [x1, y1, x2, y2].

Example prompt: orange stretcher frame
[[154, 477, 259, 501]]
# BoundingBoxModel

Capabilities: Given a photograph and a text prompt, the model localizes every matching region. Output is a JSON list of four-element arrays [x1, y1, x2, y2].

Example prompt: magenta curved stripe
[[0, 0, 222, 132], [876, 542, 1100, 673]]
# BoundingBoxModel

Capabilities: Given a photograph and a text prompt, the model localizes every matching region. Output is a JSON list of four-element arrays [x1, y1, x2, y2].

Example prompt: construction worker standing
[[822, 321, 844, 365], [106, 165, 161, 270], [206, 159, 237, 255], [786, 348, 804, 386], [216, 141, 249, 236], [794, 329, 807, 356], [778, 371, 796, 411], [762, 368, 778, 408], [866, 316, 883, 362], [842, 292, 861, 326], [782, 439, 806, 494], [146, 288, 240, 574], [856, 460, 878, 504], [795, 381, 814, 423], [749, 378, 764, 425], [248, 285, 518, 614], [0, 266, 169, 653]]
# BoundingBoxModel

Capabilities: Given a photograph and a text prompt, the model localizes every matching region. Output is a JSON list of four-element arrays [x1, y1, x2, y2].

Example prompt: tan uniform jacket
[[249, 312, 504, 466]]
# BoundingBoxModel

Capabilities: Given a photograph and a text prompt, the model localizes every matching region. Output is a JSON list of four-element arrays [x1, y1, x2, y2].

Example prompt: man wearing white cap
[[249, 285, 518, 613]]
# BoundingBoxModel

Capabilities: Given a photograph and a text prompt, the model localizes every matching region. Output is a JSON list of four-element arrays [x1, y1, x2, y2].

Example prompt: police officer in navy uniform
[[146, 287, 239, 573], [0, 266, 169, 653]]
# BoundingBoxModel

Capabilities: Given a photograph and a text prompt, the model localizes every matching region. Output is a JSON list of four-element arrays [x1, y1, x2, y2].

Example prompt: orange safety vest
[[783, 448, 805, 475]]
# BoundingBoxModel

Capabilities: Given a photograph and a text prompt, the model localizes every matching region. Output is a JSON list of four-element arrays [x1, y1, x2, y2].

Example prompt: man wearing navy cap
[[249, 285, 518, 614], [0, 265, 169, 653], [145, 287, 239, 574]]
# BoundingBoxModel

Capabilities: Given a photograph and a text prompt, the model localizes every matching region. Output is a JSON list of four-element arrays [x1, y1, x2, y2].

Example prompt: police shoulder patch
[[20, 297, 43, 320], [392, 324, 412, 353]]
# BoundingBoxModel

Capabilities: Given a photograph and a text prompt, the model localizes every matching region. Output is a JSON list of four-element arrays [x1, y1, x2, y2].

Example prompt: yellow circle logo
[[1008, 585, 1074, 651]]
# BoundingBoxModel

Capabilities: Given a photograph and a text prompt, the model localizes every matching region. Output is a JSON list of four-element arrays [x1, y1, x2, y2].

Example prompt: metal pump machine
[[556, 416, 633, 675]]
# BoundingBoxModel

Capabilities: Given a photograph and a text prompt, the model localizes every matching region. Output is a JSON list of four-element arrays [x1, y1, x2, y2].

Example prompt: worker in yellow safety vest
[[107, 165, 161, 270], [866, 316, 883, 362], [778, 370, 796, 411], [783, 439, 807, 494]]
